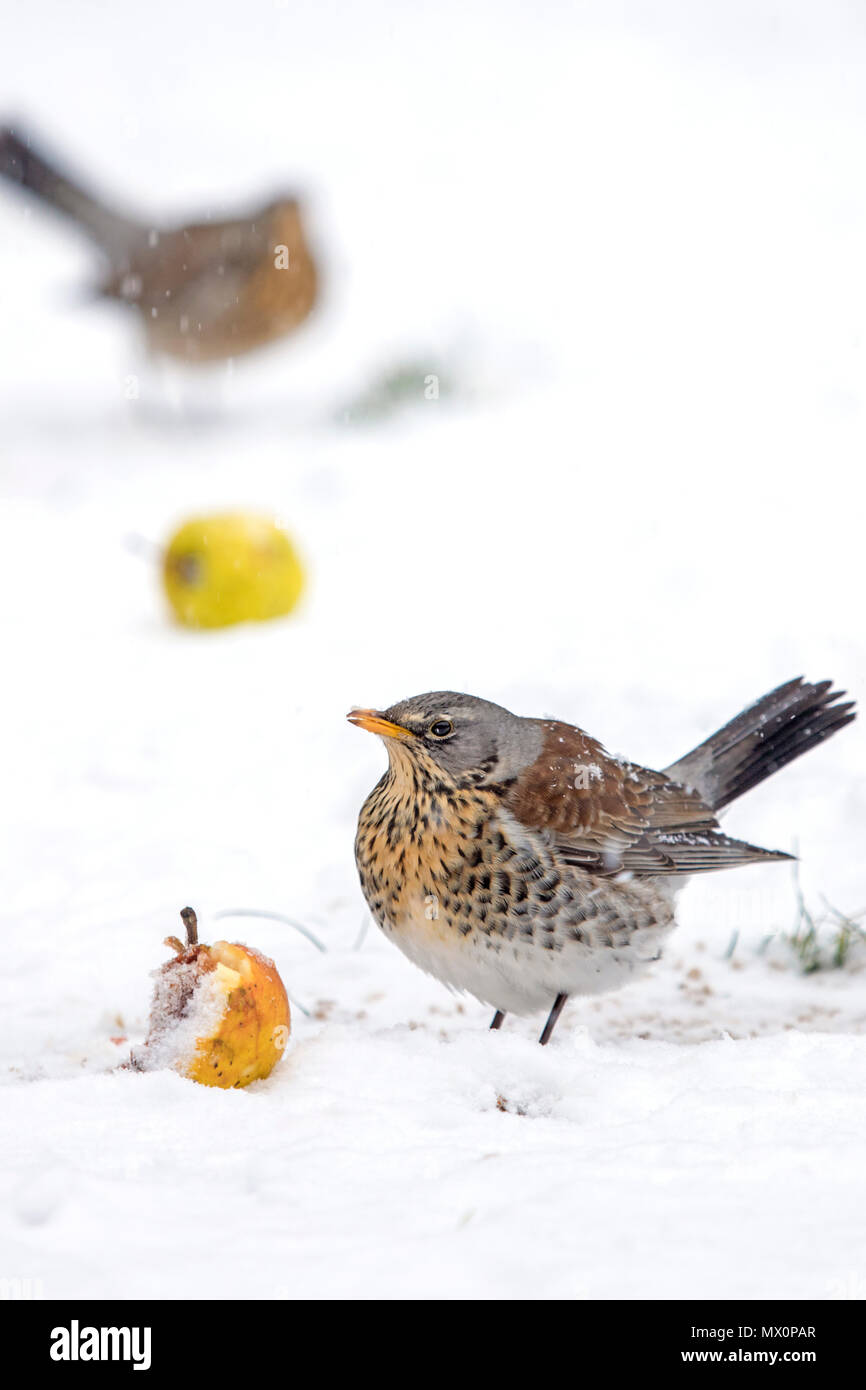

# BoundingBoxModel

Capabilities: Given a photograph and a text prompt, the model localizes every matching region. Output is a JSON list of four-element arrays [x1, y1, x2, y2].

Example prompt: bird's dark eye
[[429, 719, 454, 738]]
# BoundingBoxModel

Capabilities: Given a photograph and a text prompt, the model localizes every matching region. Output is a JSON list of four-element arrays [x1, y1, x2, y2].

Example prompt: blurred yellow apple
[[163, 513, 305, 629], [132, 908, 291, 1088]]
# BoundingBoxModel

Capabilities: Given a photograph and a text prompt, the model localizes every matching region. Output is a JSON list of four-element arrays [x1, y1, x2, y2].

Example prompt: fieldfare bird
[[349, 678, 855, 1044], [0, 124, 318, 362]]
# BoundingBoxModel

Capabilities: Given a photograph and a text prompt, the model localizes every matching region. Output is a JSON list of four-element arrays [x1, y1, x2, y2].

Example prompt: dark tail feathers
[[0, 124, 139, 258], [665, 677, 856, 813]]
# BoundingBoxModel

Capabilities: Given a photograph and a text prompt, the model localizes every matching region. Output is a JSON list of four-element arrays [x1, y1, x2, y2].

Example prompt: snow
[[2, 0, 866, 1301], [130, 950, 226, 1076]]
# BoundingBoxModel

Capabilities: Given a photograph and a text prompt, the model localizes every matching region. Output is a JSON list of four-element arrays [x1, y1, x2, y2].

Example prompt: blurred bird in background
[[0, 123, 318, 362]]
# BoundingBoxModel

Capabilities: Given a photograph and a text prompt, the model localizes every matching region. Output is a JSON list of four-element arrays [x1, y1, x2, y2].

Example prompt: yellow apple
[[162, 513, 305, 629], [132, 908, 291, 1087]]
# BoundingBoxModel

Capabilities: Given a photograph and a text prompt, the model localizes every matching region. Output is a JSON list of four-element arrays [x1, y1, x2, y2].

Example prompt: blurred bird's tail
[[664, 677, 856, 813], [0, 125, 140, 259]]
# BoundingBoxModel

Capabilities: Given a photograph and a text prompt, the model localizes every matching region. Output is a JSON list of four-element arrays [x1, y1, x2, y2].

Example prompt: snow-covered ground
[[2, 1, 865, 1300]]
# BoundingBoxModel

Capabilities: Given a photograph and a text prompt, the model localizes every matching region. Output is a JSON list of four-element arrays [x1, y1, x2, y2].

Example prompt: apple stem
[[123, 532, 163, 562], [180, 906, 198, 947]]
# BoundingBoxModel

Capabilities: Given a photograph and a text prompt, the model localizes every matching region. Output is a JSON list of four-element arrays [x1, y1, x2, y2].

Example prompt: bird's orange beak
[[347, 708, 415, 741]]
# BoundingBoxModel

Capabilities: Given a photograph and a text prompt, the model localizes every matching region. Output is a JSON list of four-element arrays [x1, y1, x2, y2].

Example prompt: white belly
[[385, 907, 672, 1016]]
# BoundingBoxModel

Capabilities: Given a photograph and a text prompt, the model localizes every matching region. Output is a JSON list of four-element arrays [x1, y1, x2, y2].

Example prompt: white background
[[1, 1, 864, 1300]]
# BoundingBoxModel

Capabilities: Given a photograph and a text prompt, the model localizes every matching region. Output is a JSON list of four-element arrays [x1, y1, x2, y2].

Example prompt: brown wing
[[102, 218, 269, 304], [504, 721, 791, 876]]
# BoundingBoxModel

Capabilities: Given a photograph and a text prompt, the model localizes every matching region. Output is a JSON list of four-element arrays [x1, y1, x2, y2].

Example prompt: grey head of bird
[[347, 690, 544, 788]]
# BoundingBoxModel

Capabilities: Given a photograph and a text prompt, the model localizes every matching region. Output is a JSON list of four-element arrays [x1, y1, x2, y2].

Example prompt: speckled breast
[[354, 766, 677, 1014]]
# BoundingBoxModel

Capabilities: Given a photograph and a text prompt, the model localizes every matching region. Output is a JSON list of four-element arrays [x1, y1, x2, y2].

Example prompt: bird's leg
[[539, 993, 568, 1045], [490, 1010, 506, 1030]]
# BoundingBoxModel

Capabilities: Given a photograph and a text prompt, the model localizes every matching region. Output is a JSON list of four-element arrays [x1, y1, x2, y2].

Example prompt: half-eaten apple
[[130, 907, 291, 1087]]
